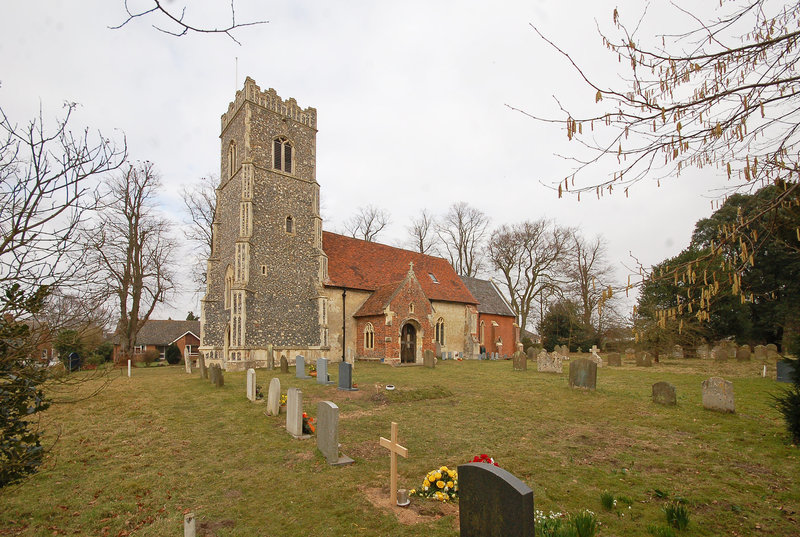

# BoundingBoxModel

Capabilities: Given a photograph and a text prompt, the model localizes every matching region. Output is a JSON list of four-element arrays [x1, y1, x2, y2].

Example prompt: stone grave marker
[[266, 377, 281, 416], [295, 355, 311, 379], [624, 348, 635, 362], [754, 345, 767, 360], [246, 368, 256, 402], [766, 343, 780, 359], [712, 345, 728, 361], [267, 344, 275, 370], [635, 353, 653, 367], [208, 363, 217, 384], [317, 401, 354, 466], [184, 347, 192, 374], [198, 353, 207, 379], [537, 351, 563, 373], [184, 512, 196, 537], [458, 462, 534, 537], [588, 351, 603, 368], [672, 344, 684, 358], [697, 344, 710, 359], [568, 358, 597, 390], [316, 358, 335, 385], [736, 345, 751, 361], [338, 361, 358, 391], [423, 349, 435, 368], [590, 345, 599, 355], [702, 377, 735, 413], [379, 421, 408, 506], [286, 388, 311, 439], [652, 381, 677, 406], [776, 360, 797, 383], [280, 355, 289, 373], [526, 346, 535, 360], [512, 350, 527, 371], [606, 353, 621, 366], [210, 364, 224, 387]]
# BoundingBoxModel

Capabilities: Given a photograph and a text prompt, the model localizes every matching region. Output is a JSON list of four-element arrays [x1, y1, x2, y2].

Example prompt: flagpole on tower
[[235, 56, 238, 89]]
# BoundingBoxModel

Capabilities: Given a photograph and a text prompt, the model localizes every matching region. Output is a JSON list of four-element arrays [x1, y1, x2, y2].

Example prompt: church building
[[200, 78, 508, 371]]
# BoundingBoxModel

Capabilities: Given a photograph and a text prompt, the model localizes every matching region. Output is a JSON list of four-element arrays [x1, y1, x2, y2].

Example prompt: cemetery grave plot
[[1, 358, 798, 536]]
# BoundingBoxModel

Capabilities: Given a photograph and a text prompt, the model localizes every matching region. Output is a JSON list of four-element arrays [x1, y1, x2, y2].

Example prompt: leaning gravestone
[[635, 353, 653, 367], [569, 358, 597, 390], [280, 355, 289, 373], [652, 381, 677, 406], [266, 377, 281, 416], [423, 349, 435, 369], [338, 361, 358, 391], [702, 377, 735, 413], [295, 355, 311, 379], [458, 462, 534, 537], [736, 345, 751, 361], [776, 360, 797, 383], [198, 353, 207, 379], [212, 364, 224, 387], [606, 353, 621, 366], [537, 351, 563, 373], [246, 368, 256, 402], [512, 351, 527, 371], [316, 401, 354, 466], [286, 388, 310, 439], [316, 358, 335, 385]]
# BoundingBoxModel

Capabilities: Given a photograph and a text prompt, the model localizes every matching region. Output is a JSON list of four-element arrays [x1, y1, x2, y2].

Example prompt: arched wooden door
[[401, 323, 416, 363]]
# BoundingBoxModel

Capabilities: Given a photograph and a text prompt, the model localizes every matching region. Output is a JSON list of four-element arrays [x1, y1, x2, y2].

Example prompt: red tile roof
[[323, 232, 478, 304], [353, 281, 402, 317]]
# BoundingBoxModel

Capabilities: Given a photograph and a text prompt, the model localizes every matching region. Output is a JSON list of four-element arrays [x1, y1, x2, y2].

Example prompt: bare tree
[[406, 208, 437, 254], [0, 102, 124, 487], [181, 174, 217, 288], [88, 161, 176, 363], [343, 205, 390, 242], [436, 202, 490, 277], [566, 231, 618, 334], [488, 219, 570, 331], [111, 0, 267, 45]]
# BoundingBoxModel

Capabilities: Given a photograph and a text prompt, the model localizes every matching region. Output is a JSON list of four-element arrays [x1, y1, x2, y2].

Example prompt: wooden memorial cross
[[379, 421, 408, 505]]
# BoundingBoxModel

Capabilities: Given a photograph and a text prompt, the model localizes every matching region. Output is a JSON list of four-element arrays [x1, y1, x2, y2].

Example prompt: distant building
[[113, 320, 200, 363], [459, 276, 518, 357]]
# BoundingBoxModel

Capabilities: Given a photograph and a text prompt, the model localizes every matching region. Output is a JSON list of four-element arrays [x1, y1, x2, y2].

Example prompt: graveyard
[[0, 355, 798, 536]]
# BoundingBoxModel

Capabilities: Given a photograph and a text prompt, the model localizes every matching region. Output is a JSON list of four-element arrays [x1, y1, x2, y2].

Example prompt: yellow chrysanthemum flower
[[440, 466, 448, 472], [447, 481, 454, 488], [435, 472, 442, 480], [448, 470, 455, 478], [436, 480, 445, 489]]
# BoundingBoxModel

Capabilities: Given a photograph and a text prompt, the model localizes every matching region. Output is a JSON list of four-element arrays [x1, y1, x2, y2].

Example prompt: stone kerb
[[458, 462, 534, 537], [702, 377, 735, 413]]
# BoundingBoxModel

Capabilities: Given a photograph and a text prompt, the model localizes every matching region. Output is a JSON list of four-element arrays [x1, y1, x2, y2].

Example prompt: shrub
[[664, 502, 690, 530], [142, 349, 160, 366], [774, 380, 800, 444], [165, 344, 182, 365]]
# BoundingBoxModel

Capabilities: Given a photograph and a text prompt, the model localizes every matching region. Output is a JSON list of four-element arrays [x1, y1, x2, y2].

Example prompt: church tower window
[[285, 215, 294, 234], [364, 323, 375, 350], [273, 137, 293, 173], [409, 302, 415, 314], [224, 265, 234, 309], [435, 318, 446, 345], [228, 141, 237, 178]]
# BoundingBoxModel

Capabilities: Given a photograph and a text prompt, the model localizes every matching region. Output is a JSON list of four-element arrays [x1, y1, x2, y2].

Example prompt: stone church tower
[[200, 78, 329, 371]]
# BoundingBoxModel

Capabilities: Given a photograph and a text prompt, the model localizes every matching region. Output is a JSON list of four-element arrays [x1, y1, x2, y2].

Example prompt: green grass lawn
[[1, 357, 798, 536]]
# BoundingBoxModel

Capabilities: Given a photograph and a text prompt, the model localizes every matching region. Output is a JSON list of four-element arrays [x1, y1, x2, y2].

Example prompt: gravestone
[[295, 355, 311, 379], [624, 348, 636, 362], [590, 345, 599, 354], [526, 346, 535, 360], [766, 343, 780, 359], [210, 364, 224, 387], [736, 345, 751, 361], [568, 358, 597, 390], [672, 344, 684, 358], [697, 344, 710, 359], [537, 351, 563, 373], [588, 352, 603, 368], [423, 349, 435, 368], [286, 388, 311, 438], [338, 361, 358, 391], [267, 344, 275, 370], [316, 401, 354, 466], [712, 345, 728, 361], [635, 353, 653, 367], [448, 351, 454, 360], [184, 347, 192, 374], [266, 377, 281, 416], [198, 353, 207, 379], [246, 368, 256, 402], [435, 341, 442, 358], [458, 462, 534, 537], [380, 422, 409, 506], [754, 345, 767, 360], [777, 360, 797, 383], [702, 377, 735, 413], [316, 358, 335, 385], [652, 381, 677, 406], [280, 355, 289, 373], [606, 353, 621, 366], [184, 512, 196, 537], [512, 351, 527, 371]]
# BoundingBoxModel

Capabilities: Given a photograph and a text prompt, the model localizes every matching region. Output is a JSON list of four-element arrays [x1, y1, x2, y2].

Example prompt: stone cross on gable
[[379, 421, 408, 506], [409, 261, 414, 271]]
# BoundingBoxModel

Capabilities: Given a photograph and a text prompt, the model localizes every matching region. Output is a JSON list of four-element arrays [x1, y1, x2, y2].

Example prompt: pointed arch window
[[285, 215, 294, 234], [364, 323, 375, 350], [273, 137, 293, 173], [435, 318, 446, 346], [228, 141, 237, 178], [224, 265, 234, 309]]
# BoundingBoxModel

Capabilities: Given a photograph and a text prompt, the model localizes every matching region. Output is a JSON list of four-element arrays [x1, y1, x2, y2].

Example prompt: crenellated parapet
[[221, 77, 317, 131]]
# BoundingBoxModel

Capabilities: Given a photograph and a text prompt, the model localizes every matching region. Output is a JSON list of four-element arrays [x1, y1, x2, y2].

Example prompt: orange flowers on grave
[[302, 412, 315, 434]]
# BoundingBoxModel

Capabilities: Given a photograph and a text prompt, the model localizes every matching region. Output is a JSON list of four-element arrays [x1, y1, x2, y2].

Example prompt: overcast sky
[[1, 0, 734, 320]]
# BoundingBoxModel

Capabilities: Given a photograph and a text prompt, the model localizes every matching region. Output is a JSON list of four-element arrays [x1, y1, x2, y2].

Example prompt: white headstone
[[184, 347, 192, 374], [316, 401, 354, 466], [286, 388, 309, 438], [266, 377, 281, 416], [246, 368, 256, 402]]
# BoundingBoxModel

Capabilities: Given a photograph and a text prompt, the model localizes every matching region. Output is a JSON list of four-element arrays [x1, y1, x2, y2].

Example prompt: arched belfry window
[[273, 137, 292, 173], [224, 265, 234, 309], [435, 318, 446, 346], [285, 215, 294, 234], [364, 323, 375, 350], [228, 141, 237, 178]]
